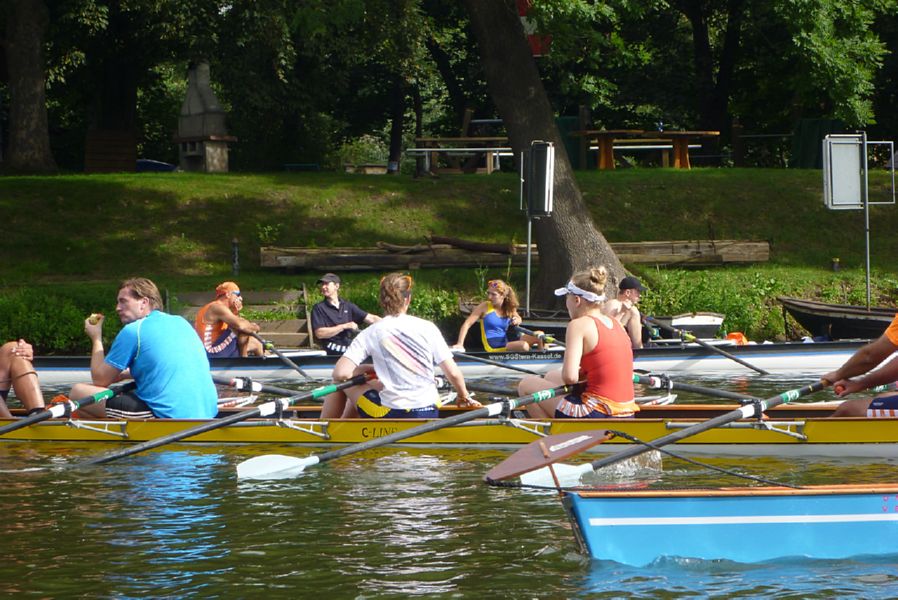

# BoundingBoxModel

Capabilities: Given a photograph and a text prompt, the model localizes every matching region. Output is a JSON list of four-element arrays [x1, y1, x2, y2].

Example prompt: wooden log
[[429, 235, 515, 254], [260, 240, 769, 270], [376, 241, 438, 255]]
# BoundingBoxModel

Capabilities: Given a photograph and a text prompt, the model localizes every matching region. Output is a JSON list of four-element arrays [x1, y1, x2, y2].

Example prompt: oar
[[77, 373, 373, 467], [0, 382, 137, 437], [515, 325, 565, 347], [434, 375, 515, 397], [644, 316, 769, 375], [632, 373, 760, 403], [235, 383, 579, 480], [251, 333, 312, 380], [212, 375, 303, 397], [520, 380, 827, 487], [452, 350, 545, 376]]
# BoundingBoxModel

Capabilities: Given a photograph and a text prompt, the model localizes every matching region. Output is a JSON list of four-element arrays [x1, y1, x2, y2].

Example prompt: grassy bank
[[2, 169, 896, 351]]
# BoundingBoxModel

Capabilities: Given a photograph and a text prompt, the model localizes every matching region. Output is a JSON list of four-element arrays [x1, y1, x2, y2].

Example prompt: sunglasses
[[231, 291, 242, 297]]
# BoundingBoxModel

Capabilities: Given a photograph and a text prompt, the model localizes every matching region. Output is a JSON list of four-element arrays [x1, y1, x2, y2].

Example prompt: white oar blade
[[519, 462, 594, 488], [236, 454, 318, 480]]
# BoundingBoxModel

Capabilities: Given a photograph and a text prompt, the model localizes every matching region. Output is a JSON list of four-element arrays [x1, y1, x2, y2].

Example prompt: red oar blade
[[484, 429, 613, 483]]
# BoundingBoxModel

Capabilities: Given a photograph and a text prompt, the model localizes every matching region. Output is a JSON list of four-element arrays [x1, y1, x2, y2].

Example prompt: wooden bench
[[165, 287, 314, 348], [409, 136, 511, 174], [572, 130, 719, 169]]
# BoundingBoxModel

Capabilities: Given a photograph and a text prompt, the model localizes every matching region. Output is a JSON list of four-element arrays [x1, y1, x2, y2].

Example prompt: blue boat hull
[[563, 484, 898, 565]]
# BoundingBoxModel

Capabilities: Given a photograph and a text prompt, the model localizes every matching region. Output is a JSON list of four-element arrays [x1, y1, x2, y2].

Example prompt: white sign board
[[823, 134, 864, 210]]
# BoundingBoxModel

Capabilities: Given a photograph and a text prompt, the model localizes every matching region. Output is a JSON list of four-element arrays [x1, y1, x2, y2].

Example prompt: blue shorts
[[486, 337, 508, 350], [356, 389, 439, 419], [206, 330, 238, 358], [868, 394, 898, 417], [554, 393, 611, 419], [553, 393, 636, 419]]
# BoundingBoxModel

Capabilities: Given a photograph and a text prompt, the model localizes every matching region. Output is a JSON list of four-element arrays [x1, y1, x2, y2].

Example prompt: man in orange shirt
[[823, 314, 898, 416], [194, 282, 263, 358]]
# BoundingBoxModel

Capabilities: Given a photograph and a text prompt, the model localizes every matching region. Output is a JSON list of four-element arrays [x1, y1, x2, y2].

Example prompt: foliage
[[0, 287, 124, 354], [336, 134, 390, 167], [8, 0, 898, 174]]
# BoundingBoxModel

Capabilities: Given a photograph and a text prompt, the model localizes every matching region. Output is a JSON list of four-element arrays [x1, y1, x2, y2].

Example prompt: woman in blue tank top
[[451, 279, 545, 353]]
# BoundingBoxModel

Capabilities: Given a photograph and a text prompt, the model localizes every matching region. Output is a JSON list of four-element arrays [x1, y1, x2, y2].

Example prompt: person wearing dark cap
[[311, 273, 380, 355], [194, 281, 263, 358], [602, 275, 645, 349]]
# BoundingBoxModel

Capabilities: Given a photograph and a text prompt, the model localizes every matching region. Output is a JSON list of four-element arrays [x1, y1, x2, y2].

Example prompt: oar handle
[[644, 317, 769, 376], [251, 333, 312, 380], [0, 382, 136, 437], [632, 373, 760, 403], [590, 380, 827, 470], [212, 375, 303, 398], [514, 325, 564, 347], [79, 373, 373, 467]]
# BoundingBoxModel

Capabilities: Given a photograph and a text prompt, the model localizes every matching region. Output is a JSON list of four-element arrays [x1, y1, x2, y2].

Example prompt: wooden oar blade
[[484, 430, 613, 483]]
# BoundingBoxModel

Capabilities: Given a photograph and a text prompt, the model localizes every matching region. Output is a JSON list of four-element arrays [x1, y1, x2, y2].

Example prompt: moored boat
[[32, 339, 871, 385], [563, 483, 898, 565], [3, 403, 898, 457], [778, 296, 896, 340]]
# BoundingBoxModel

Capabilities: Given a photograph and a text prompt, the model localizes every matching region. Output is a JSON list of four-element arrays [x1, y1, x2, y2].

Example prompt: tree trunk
[[5, 0, 57, 173], [462, 0, 625, 304], [678, 0, 744, 135], [387, 75, 405, 174], [425, 37, 468, 122]]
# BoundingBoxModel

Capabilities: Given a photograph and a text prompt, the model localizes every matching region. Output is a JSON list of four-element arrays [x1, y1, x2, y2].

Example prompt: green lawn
[[2, 168, 896, 350]]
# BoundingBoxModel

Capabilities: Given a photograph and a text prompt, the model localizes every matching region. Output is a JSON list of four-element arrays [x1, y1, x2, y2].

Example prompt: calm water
[[3, 374, 898, 598]]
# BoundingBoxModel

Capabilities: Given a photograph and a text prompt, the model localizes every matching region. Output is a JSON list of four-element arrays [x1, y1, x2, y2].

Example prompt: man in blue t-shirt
[[311, 273, 380, 355], [69, 277, 218, 419]]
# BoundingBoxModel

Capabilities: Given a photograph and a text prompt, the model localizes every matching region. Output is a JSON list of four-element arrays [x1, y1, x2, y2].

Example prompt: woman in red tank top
[[517, 266, 637, 418]]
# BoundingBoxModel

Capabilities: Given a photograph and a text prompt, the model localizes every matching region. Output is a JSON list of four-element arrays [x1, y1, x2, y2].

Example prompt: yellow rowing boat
[[1, 404, 895, 457]]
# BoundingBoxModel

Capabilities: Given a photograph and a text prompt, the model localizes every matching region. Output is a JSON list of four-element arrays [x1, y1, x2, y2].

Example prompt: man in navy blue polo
[[310, 273, 381, 355]]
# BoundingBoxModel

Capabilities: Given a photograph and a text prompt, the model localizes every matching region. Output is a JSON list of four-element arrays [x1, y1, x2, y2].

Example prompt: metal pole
[[863, 131, 871, 309], [232, 237, 240, 276], [526, 217, 532, 317]]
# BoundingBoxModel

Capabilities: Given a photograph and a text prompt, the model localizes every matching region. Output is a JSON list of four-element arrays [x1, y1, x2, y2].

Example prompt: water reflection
[[1, 369, 897, 598]]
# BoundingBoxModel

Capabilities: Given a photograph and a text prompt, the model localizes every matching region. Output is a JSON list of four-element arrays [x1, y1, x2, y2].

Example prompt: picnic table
[[571, 129, 720, 169], [407, 136, 511, 174]]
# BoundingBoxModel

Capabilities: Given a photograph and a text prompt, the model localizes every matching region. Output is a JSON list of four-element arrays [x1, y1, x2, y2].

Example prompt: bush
[[0, 288, 124, 354]]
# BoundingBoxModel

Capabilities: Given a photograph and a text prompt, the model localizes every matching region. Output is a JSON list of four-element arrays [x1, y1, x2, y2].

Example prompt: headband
[[553, 281, 606, 304]]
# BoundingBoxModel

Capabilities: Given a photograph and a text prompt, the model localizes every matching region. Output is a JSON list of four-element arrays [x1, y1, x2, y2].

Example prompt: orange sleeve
[[886, 314, 898, 346]]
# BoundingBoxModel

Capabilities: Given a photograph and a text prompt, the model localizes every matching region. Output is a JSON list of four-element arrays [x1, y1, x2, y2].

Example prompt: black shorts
[[106, 392, 155, 420]]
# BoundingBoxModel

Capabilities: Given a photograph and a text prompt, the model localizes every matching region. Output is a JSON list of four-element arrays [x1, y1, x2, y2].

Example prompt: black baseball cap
[[317, 273, 341, 284], [619, 276, 644, 292]]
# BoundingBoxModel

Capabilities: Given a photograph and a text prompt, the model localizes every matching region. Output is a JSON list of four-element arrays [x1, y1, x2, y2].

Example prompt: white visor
[[553, 281, 606, 303]]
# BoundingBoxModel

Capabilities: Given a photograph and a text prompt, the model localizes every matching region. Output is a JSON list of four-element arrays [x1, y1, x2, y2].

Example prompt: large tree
[[462, 0, 626, 304], [4, 0, 56, 172]]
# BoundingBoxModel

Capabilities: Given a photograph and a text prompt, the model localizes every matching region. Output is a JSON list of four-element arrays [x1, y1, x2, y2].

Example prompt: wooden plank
[[260, 240, 769, 271], [429, 235, 515, 254]]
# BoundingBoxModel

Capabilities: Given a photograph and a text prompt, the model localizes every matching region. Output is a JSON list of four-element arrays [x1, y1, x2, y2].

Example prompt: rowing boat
[[563, 483, 898, 565], [3, 403, 898, 457], [32, 339, 869, 385]]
